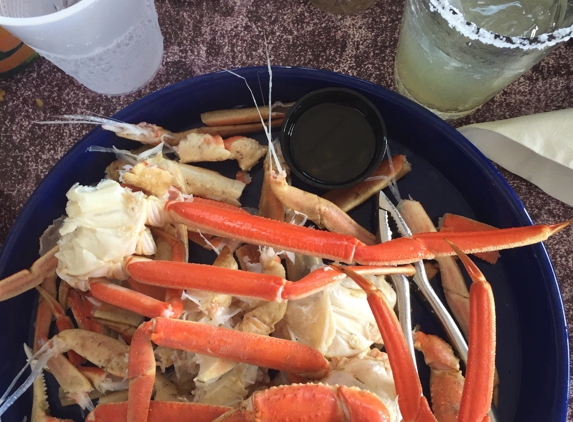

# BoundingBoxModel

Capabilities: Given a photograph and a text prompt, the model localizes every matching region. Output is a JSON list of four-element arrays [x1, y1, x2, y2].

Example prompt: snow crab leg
[[267, 170, 377, 245], [166, 196, 570, 266], [322, 153, 411, 213], [336, 238, 496, 422], [0, 180, 566, 421], [118, 243, 494, 422], [91, 261, 414, 321], [51, 115, 270, 171], [414, 331, 465, 422], [450, 242, 496, 422], [200, 103, 292, 126], [0, 246, 58, 301], [0, 179, 567, 312], [87, 401, 230, 422], [212, 384, 391, 422], [125, 317, 334, 421]]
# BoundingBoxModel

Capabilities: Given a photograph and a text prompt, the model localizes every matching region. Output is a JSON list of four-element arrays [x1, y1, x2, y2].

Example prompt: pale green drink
[[394, 0, 571, 120]]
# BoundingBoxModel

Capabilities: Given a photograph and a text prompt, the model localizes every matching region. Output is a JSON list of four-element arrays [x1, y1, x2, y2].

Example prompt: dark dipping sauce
[[290, 102, 376, 185]]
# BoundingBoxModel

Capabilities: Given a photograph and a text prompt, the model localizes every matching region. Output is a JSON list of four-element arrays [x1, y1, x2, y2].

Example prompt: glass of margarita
[[394, 0, 573, 120]]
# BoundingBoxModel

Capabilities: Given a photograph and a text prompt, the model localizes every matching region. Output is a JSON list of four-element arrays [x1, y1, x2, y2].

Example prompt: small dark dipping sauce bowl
[[280, 87, 387, 190]]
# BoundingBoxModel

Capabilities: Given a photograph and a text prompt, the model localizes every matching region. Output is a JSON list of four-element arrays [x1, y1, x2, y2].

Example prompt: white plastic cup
[[0, 0, 164, 95]]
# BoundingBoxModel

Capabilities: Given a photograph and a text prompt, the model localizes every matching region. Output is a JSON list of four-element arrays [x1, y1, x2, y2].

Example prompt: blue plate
[[0, 67, 568, 421]]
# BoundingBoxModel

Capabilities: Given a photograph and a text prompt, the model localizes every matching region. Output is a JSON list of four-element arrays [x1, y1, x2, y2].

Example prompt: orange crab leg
[[67, 289, 92, 331], [128, 261, 284, 301], [127, 322, 156, 422], [36, 286, 86, 366], [440, 213, 500, 264], [132, 317, 330, 380], [126, 318, 330, 422], [338, 238, 498, 422], [167, 199, 569, 265], [153, 317, 329, 378], [414, 331, 465, 422], [33, 299, 54, 352], [398, 199, 472, 338], [151, 228, 185, 319], [167, 200, 360, 262], [353, 220, 569, 265], [89, 278, 176, 319], [67, 289, 108, 334], [88, 401, 230, 422], [90, 263, 401, 320], [126, 261, 415, 302], [267, 172, 377, 245], [33, 275, 58, 353], [0, 246, 58, 301], [214, 384, 391, 422], [35, 286, 74, 333], [449, 242, 496, 422], [125, 277, 167, 301], [333, 264, 437, 422], [86, 228, 190, 321], [284, 264, 416, 298]]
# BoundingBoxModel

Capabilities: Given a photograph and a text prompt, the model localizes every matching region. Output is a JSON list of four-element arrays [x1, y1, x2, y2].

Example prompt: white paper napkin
[[458, 108, 573, 207]]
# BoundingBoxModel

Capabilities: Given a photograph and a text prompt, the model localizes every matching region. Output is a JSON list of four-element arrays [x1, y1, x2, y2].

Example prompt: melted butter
[[290, 103, 376, 185]]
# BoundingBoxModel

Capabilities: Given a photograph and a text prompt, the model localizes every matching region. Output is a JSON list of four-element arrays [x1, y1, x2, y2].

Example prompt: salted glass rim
[[429, 0, 573, 50], [0, 0, 98, 26]]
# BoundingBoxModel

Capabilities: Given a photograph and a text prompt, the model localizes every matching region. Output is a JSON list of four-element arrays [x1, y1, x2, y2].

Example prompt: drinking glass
[[0, 0, 164, 95], [394, 0, 573, 120]]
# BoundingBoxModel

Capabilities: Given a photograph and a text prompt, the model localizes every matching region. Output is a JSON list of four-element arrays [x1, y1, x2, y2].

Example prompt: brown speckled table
[[0, 0, 572, 419]]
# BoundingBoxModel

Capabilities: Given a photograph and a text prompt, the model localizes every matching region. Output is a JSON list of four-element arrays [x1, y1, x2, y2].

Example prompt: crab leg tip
[[444, 239, 487, 283], [552, 218, 572, 234]]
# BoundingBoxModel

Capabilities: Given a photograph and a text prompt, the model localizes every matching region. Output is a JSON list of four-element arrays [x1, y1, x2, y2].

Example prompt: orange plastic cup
[[0, 26, 37, 77]]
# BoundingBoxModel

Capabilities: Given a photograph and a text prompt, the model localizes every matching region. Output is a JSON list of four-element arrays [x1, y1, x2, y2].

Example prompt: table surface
[[0, 0, 572, 419]]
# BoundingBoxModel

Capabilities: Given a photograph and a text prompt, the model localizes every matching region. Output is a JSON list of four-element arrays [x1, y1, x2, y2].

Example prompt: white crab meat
[[192, 362, 264, 407], [277, 274, 397, 358], [56, 180, 158, 290], [322, 349, 401, 422]]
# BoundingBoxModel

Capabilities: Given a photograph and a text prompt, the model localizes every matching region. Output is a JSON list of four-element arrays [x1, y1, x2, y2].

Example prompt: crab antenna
[[86, 142, 168, 166], [0, 343, 54, 416], [35, 114, 124, 126], [225, 40, 284, 176], [265, 32, 272, 135], [262, 33, 284, 176]]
